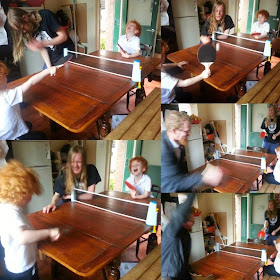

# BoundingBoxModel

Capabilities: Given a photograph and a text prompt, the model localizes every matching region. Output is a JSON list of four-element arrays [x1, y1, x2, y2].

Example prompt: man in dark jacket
[[161, 110, 224, 192]]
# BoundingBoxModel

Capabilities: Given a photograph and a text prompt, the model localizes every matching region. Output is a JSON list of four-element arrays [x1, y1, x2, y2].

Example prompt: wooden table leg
[[50, 119, 57, 133], [98, 111, 111, 139], [107, 256, 121, 280], [146, 232, 158, 254], [51, 259, 58, 279]]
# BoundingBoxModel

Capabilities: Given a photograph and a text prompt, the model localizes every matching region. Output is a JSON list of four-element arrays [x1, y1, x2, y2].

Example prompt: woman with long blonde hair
[[200, 1, 234, 44], [43, 145, 101, 213], [261, 105, 280, 156], [7, 7, 74, 74]]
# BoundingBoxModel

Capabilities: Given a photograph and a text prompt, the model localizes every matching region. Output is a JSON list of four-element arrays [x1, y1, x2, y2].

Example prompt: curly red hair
[[126, 20, 142, 37], [0, 160, 42, 205], [256, 10, 269, 21], [0, 61, 9, 77], [129, 156, 148, 174]]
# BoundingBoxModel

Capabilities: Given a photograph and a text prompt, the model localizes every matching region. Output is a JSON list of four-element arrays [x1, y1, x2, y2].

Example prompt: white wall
[[197, 103, 235, 152], [141, 140, 161, 166], [197, 193, 235, 245], [251, 104, 268, 132]]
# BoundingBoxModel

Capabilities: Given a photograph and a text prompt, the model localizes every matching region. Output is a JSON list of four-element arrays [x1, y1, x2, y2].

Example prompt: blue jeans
[[265, 234, 280, 245], [263, 141, 279, 154], [264, 173, 280, 185]]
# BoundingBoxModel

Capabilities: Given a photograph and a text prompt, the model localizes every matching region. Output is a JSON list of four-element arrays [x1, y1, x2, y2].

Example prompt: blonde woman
[[43, 145, 101, 213], [7, 8, 74, 74], [200, 1, 234, 45], [261, 105, 280, 155]]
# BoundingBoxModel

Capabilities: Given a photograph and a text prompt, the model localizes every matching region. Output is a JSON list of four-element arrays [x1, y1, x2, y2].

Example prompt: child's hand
[[121, 53, 130, 58], [254, 35, 260, 40], [201, 69, 211, 79], [49, 66, 57, 76], [178, 61, 188, 70], [272, 230, 277, 236], [43, 204, 56, 213], [131, 191, 137, 199], [49, 228, 60, 242]]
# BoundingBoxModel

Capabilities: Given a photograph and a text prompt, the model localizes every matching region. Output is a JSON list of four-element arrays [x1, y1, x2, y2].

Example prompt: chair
[[126, 44, 153, 111]]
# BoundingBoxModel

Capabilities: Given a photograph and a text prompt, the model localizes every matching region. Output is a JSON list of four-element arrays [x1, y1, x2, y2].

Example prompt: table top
[[192, 149, 276, 193], [105, 87, 160, 140], [167, 33, 280, 92], [238, 61, 280, 103], [191, 242, 275, 280], [28, 191, 160, 277], [9, 50, 160, 133]]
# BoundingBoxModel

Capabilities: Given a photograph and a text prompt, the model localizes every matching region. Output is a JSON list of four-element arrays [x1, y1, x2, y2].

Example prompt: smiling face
[[131, 160, 146, 176], [215, 4, 224, 23], [268, 201, 275, 212], [257, 14, 266, 25], [71, 152, 83, 176], [126, 22, 138, 36]]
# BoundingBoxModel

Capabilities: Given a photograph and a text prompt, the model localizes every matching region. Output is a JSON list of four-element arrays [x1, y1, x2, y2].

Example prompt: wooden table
[[28, 191, 160, 279], [191, 149, 276, 193], [105, 87, 160, 140], [9, 50, 160, 134], [191, 242, 275, 280], [237, 62, 280, 103], [121, 244, 161, 280], [167, 33, 280, 97]]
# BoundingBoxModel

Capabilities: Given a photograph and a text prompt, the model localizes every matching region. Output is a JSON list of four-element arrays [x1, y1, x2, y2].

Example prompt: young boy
[[0, 62, 58, 140], [161, 40, 210, 104], [251, 10, 270, 39], [117, 20, 141, 58], [125, 156, 152, 199], [0, 160, 60, 280]]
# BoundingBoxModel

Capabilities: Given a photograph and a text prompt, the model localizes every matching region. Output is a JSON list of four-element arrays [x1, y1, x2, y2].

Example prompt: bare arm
[[42, 192, 60, 213], [162, 61, 188, 70], [79, 184, 96, 200], [176, 70, 210, 87], [122, 50, 141, 58], [41, 27, 67, 47], [130, 190, 150, 199], [12, 226, 60, 245], [21, 66, 57, 95], [217, 29, 230, 39]]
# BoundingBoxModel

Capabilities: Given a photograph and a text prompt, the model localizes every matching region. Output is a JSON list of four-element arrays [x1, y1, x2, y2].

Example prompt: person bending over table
[[251, 9, 270, 39], [43, 145, 101, 213], [161, 110, 224, 193], [125, 156, 152, 199], [264, 236, 280, 277], [264, 146, 280, 185], [161, 40, 210, 104], [117, 20, 141, 58], [200, 0, 234, 45], [162, 194, 215, 280], [261, 199, 280, 246], [7, 8, 74, 75]]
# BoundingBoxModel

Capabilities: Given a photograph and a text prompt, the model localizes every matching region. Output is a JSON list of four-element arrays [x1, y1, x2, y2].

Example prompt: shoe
[[190, 273, 215, 280]]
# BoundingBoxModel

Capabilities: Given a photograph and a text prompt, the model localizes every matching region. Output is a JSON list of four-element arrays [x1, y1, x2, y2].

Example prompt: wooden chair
[[126, 44, 153, 111]]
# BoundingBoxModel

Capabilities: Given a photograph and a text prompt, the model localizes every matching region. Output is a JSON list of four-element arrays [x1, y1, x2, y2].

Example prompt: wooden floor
[[258, 181, 280, 193], [20, 77, 160, 140], [180, 55, 280, 103]]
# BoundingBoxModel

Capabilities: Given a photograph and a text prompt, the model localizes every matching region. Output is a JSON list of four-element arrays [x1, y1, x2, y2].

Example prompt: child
[[251, 10, 270, 39], [117, 20, 141, 58], [0, 160, 60, 280], [0, 61, 58, 140], [125, 156, 152, 199], [264, 146, 280, 185], [264, 236, 280, 276], [161, 40, 210, 104]]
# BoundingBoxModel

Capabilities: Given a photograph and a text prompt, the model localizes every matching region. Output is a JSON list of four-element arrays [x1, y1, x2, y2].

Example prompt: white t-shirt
[[125, 174, 152, 196], [274, 251, 280, 274], [251, 21, 270, 35], [0, 86, 29, 140], [161, 69, 179, 104], [0, 203, 37, 273], [117, 35, 140, 55], [273, 159, 280, 183]]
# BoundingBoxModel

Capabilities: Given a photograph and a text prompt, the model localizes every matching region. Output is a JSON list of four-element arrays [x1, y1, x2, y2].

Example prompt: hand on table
[[130, 190, 138, 199], [177, 61, 188, 70], [49, 228, 60, 242], [201, 69, 211, 79], [202, 164, 224, 187], [121, 52, 130, 58], [49, 66, 57, 76], [43, 204, 56, 214]]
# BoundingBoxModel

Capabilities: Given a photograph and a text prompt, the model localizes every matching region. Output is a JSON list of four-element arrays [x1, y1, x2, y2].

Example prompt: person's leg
[[266, 235, 279, 246], [264, 173, 280, 185], [262, 141, 270, 152], [17, 131, 46, 140], [264, 263, 280, 276]]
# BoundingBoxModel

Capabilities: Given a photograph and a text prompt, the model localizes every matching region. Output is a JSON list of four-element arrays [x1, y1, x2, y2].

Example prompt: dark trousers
[[265, 234, 280, 246], [264, 261, 280, 277], [17, 122, 46, 140], [5, 263, 39, 280], [264, 173, 280, 185]]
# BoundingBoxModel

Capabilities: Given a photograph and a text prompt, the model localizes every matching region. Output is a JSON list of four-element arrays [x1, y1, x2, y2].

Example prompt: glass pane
[[127, 0, 153, 26]]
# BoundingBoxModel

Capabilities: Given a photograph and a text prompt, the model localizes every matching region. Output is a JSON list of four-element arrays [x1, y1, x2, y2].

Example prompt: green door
[[113, 0, 159, 54], [241, 197, 247, 242], [240, 105, 247, 149]]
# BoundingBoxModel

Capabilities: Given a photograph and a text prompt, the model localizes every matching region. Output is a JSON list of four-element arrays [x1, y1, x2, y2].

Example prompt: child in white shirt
[[251, 9, 270, 39], [0, 160, 60, 280], [117, 20, 141, 58], [0, 61, 58, 140], [264, 236, 280, 276], [125, 156, 152, 199]]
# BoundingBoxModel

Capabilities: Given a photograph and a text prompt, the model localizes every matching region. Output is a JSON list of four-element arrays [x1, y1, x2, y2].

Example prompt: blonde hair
[[129, 156, 149, 174], [165, 111, 190, 132], [65, 145, 87, 195], [208, 1, 226, 35], [7, 8, 42, 63], [267, 199, 278, 219], [0, 160, 41, 205], [265, 105, 277, 127]]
